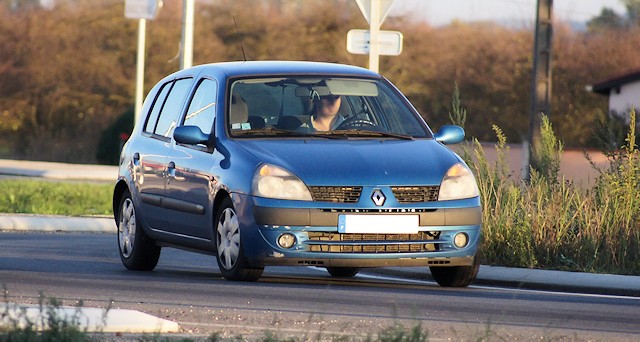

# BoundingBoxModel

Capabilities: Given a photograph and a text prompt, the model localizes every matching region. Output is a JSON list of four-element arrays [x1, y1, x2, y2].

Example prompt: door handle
[[167, 161, 176, 178], [132, 152, 140, 166]]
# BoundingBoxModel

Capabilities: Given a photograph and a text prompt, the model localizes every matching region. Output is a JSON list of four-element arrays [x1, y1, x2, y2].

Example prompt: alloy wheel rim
[[119, 198, 136, 258], [217, 208, 240, 270]]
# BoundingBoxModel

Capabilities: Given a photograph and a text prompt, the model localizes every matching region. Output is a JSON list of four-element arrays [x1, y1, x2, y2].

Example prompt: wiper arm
[[233, 127, 312, 136], [233, 127, 291, 135], [329, 129, 414, 140], [233, 127, 341, 139]]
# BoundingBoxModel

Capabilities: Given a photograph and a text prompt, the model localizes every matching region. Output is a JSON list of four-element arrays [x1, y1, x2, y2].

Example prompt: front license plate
[[338, 215, 419, 234]]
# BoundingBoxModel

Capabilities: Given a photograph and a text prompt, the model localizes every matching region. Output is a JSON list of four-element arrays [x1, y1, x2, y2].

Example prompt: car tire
[[215, 197, 263, 281], [117, 191, 161, 271], [326, 267, 359, 278], [429, 255, 480, 287]]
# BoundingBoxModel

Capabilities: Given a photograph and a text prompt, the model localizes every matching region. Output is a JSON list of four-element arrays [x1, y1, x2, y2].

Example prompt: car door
[[136, 78, 193, 231], [164, 78, 224, 239]]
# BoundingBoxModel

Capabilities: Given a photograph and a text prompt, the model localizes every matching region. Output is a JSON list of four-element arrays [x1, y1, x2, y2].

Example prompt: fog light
[[278, 233, 296, 249], [453, 233, 469, 248]]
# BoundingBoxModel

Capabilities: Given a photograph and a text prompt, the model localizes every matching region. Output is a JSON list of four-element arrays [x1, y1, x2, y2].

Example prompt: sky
[[388, 0, 627, 27]]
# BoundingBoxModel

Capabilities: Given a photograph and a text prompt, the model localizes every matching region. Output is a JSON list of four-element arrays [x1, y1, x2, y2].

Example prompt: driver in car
[[303, 94, 345, 132]]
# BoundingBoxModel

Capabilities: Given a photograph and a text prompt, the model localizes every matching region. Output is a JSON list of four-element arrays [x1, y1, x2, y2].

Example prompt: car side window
[[144, 82, 172, 134], [184, 78, 217, 135], [154, 78, 193, 138]]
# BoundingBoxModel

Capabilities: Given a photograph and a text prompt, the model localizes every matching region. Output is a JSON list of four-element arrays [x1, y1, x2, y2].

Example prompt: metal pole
[[368, 0, 381, 73], [134, 18, 146, 124], [525, 0, 553, 181], [180, 0, 194, 70]]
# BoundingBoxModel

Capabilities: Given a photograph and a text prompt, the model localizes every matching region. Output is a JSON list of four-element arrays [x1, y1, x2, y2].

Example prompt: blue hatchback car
[[114, 61, 482, 287]]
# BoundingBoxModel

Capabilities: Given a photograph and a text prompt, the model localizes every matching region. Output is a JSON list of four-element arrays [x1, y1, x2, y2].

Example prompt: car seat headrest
[[229, 94, 249, 124]]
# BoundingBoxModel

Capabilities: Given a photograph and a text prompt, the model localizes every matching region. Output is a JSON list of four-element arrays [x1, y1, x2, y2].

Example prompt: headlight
[[438, 163, 479, 201], [252, 164, 312, 201]]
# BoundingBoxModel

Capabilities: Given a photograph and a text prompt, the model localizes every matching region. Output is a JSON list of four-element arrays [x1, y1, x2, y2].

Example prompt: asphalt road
[[1, 232, 639, 341]]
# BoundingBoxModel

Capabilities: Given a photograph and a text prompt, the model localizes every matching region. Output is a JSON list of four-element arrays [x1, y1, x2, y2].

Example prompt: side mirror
[[174, 125, 210, 146], [434, 125, 465, 145]]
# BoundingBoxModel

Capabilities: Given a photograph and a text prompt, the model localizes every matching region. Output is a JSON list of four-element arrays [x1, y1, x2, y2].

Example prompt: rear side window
[[144, 78, 193, 137], [144, 82, 171, 134], [183, 78, 217, 135]]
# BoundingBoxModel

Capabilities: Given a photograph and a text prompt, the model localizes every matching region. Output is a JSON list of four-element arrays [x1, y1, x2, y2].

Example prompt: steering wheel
[[336, 117, 378, 130]]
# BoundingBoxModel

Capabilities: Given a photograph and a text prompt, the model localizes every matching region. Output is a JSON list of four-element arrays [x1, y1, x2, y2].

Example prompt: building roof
[[590, 69, 640, 95]]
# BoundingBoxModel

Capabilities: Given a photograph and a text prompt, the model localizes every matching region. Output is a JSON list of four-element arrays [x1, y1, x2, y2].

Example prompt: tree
[[587, 8, 626, 32], [622, 0, 640, 25]]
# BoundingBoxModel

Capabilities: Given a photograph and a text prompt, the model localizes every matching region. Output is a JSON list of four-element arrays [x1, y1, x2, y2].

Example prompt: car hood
[[233, 139, 462, 186]]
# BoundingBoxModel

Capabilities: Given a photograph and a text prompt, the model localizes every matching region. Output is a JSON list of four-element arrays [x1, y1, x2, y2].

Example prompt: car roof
[[173, 61, 382, 80]]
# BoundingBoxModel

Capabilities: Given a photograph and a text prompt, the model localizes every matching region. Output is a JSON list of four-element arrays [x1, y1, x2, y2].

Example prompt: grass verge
[[0, 179, 112, 216]]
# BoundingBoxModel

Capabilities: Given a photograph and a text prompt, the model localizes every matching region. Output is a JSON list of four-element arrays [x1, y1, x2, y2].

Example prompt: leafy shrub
[[96, 108, 134, 165]]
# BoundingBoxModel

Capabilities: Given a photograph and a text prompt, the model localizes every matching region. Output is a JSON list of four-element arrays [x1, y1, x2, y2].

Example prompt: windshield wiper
[[326, 129, 415, 140], [233, 127, 414, 140], [233, 127, 341, 139], [233, 127, 303, 136]]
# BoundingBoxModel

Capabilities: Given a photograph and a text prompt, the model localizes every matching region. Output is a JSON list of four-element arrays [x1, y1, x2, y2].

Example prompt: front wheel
[[215, 197, 263, 281], [117, 191, 161, 271], [429, 255, 480, 287]]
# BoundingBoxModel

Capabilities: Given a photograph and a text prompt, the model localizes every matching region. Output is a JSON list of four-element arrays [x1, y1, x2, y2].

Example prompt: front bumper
[[233, 194, 482, 268]]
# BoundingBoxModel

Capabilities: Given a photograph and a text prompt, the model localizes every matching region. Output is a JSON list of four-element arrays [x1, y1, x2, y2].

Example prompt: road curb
[[0, 303, 180, 333], [0, 159, 117, 181], [364, 266, 640, 297], [0, 214, 115, 233]]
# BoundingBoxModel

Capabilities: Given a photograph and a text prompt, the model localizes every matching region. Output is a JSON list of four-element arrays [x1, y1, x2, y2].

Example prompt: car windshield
[[228, 77, 432, 139]]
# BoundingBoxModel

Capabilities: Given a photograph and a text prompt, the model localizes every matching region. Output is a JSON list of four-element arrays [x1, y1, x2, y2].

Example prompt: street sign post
[[125, 0, 163, 123], [353, 0, 396, 73], [347, 29, 403, 56]]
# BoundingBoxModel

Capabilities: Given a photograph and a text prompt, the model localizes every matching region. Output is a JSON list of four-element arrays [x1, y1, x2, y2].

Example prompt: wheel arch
[[212, 189, 231, 220], [113, 179, 130, 224]]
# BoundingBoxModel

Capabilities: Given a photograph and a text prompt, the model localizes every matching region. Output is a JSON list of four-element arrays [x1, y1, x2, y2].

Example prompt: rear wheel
[[117, 191, 161, 271], [430, 255, 480, 287], [215, 197, 263, 281], [326, 267, 359, 278]]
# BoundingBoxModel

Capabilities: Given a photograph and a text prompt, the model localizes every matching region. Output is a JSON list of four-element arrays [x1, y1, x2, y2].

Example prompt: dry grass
[[464, 112, 640, 275]]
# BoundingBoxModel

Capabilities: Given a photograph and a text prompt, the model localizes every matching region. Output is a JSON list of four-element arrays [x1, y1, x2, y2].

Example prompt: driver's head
[[315, 94, 341, 117]]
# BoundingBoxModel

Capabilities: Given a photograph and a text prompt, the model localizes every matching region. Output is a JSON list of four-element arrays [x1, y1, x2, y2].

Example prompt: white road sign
[[125, 0, 162, 20], [347, 29, 403, 56], [355, 0, 395, 26]]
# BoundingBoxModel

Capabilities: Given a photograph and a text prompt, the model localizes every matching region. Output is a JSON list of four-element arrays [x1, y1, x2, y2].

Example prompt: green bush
[[96, 108, 134, 165]]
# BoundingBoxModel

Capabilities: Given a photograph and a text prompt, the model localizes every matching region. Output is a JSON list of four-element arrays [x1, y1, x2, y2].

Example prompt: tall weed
[[448, 82, 467, 128], [473, 113, 640, 275]]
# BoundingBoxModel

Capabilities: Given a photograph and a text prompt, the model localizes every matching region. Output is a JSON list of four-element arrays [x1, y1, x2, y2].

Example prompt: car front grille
[[306, 231, 440, 253], [308, 186, 440, 204], [309, 186, 362, 203], [391, 186, 439, 203]]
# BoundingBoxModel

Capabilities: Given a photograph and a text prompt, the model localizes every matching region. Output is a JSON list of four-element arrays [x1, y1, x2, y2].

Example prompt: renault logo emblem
[[371, 189, 386, 206]]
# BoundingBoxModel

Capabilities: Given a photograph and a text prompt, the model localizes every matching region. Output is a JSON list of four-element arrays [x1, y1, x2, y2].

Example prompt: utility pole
[[525, 0, 553, 181], [180, 0, 195, 70]]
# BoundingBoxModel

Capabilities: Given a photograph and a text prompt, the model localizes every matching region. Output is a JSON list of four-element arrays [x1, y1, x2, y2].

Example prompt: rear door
[[136, 77, 193, 230]]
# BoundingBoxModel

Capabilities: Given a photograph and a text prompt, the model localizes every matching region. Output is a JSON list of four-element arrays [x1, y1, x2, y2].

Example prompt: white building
[[589, 70, 640, 122]]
